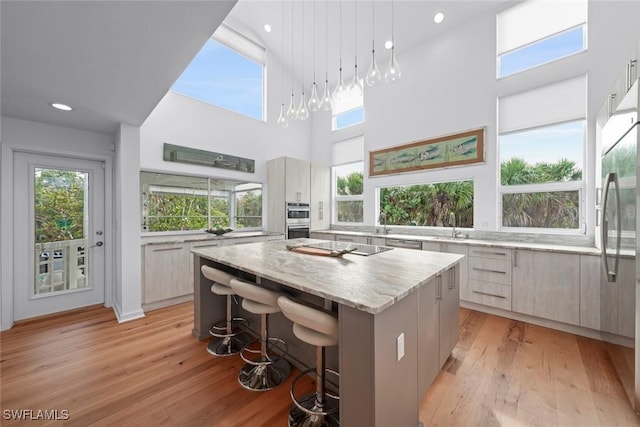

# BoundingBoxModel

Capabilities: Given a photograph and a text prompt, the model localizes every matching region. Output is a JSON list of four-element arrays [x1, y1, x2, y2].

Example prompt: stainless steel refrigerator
[[597, 75, 638, 409]]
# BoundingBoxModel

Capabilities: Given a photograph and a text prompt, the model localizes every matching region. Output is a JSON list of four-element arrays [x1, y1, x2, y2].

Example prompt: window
[[378, 181, 474, 228], [141, 172, 262, 233], [171, 24, 265, 121], [497, 0, 587, 78], [334, 106, 364, 130], [498, 76, 586, 232], [332, 136, 364, 223], [332, 83, 364, 130]]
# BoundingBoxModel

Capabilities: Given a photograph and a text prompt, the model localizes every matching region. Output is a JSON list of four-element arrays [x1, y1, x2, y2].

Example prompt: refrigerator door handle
[[601, 172, 621, 282]]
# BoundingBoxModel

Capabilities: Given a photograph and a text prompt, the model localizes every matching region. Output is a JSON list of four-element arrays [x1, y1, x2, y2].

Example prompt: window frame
[[332, 161, 365, 225]]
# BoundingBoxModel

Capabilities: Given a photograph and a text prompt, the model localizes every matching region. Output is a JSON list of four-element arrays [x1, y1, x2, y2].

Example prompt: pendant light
[[333, 0, 347, 102], [350, 0, 363, 97], [277, 0, 289, 128], [297, 0, 309, 120], [308, 0, 321, 112], [385, 0, 402, 83], [365, 0, 381, 86], [286, 0, 298, 121], [319, 0, 332, 111]]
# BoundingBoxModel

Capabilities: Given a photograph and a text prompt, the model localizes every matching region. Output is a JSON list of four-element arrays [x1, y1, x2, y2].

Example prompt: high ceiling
[[1, 0, 512, 136], [225, 0, 512, 85], [1, 1, 236, 135]]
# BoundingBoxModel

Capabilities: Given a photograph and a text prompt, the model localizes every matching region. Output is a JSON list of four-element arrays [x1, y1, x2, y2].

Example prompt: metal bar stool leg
[[208, 294, 249, 357]]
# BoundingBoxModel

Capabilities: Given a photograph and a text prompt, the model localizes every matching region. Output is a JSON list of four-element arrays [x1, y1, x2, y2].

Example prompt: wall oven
[[286, 202, 310, 239]]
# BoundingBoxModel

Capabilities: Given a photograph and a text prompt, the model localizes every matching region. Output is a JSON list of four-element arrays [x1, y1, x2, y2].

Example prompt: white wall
[[0, 117, 115, 330], [140, 48, 313, 227], [311, 0, 640, 238]]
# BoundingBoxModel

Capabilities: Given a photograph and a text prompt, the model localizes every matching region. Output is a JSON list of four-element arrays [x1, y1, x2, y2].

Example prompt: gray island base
[[192, 238, 462, 427]]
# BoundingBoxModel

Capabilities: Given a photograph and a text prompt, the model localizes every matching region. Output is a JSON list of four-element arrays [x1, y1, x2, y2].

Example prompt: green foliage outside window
[[380, 181, 474, 227], [35, 169, 87, 243], [235, 191, 262, 228], [501, 157, 582, 228]]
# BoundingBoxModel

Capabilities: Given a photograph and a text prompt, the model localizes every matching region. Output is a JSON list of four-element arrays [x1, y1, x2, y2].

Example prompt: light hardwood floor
[[1, 303, 639, 426]]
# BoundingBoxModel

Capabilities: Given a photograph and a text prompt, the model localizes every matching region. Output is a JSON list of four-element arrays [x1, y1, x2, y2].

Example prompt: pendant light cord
[[291, 0, 294, 97], [313, 0, 316, 83]]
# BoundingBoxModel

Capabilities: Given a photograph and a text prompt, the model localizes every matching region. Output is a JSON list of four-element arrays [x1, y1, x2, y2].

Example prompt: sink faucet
[[380, 212, 389, 235], [449, 212, 459, 238]]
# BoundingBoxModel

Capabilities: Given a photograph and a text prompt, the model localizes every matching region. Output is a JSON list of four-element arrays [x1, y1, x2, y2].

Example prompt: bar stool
[[229, 278, 291, 391], [277, 295, 340, 427], [200, 265, 249, 356]]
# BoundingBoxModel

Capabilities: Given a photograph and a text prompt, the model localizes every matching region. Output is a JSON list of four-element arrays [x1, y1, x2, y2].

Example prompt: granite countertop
[[313, 229, 605, 256], [142, 231, 284, 246], [192, 238, 463, 315]]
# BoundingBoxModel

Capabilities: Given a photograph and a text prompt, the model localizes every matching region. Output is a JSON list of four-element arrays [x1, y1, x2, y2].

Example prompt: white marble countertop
[[312, 229, 608, 256], [141, 231, 284, 246], [192, 238, 463, 315]]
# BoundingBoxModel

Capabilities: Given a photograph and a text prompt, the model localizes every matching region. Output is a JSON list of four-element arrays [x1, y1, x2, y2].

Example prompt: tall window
[[498, 76, 586, 232], [379, 181, 474, 228], [332, 136, 364, 223], [497, 0, 587, 78], [171, 24, 265, 121]]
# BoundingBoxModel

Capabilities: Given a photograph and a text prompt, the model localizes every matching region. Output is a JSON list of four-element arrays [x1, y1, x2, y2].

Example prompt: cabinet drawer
[[468, 280, 511, 311], [468, 247, 511, 261], [468, 257, 511, 285]]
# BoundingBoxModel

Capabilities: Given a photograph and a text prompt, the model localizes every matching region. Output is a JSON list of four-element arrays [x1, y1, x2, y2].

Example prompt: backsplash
[[329, 224, 596, 248]]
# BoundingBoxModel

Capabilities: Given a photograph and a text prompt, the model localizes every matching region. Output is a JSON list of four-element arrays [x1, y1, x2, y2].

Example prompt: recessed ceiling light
[[434, 12, 445, 24], [264, 24, 272, 33], [384, 40, 393, 50], [49, 102, 73, 111]]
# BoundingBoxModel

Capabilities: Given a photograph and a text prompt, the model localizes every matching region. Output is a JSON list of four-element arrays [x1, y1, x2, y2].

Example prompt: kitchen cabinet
[[615, 257, 636, 339], [310, 163, 330, 231], [367, 237, 386, 246], [467, 247, 512, 311], [579, 254, 602, 330], [143, 243, 191, 304], [335, 235, 368, 244], [309, 231, 335, 241], [385, 238, 422, 250], [512, 249, 580, 326], [267, 157, 311, 233], [422, 241, 469, 301], [417, 266, 459, 397]]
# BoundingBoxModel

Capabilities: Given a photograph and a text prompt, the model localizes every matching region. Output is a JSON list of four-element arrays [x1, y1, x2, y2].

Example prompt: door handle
[[91, 241, 104, 248]]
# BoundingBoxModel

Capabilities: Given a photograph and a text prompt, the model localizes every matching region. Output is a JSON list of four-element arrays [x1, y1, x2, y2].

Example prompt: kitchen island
[[192, 238, 463, 427]]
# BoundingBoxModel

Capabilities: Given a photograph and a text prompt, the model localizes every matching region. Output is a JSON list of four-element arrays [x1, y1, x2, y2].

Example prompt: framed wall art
[[369, 128, 484, 177]]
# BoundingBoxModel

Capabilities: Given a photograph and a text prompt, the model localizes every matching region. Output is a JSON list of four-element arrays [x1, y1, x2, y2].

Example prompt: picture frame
[[369, 128, 484, 177]]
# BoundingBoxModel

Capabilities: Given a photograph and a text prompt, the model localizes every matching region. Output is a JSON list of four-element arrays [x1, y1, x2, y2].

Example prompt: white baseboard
[[142, 294, 193, 312], [112, 301, 145, 323]]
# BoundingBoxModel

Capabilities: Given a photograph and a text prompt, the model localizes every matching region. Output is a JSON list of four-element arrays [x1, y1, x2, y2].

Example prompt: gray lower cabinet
[[423, 242, 469, 301], [143, 243, 191, 304], [512, 249, 580, 326], [417, 266, 459, 397]]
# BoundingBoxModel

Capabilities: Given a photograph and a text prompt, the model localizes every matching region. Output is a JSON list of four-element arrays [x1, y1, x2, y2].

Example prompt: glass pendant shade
[[320, 79, 332, 111], [277, 103, 289, 128], [286, 94, 298, 121], [297, 92, 309, 120], [350, 65, 363, 97], [385, 47, 402, 83], [366, 49, 382, 86], [308, 82, 321, 111], [334, 69, 347, 102]]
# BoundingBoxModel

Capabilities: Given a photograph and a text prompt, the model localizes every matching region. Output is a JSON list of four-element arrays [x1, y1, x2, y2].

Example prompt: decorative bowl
[[205, 228, 233, 236]]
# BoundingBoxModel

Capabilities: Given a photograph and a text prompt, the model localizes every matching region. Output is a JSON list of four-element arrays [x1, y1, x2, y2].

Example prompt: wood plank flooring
[[1, 303, 639, 426]]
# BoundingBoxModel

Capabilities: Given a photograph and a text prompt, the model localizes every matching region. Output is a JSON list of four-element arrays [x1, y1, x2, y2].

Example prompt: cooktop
[[306, 241, 393, 256]]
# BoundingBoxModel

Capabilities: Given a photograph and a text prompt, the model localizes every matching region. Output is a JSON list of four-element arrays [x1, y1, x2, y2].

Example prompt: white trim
[[112, 301, 145, 323]]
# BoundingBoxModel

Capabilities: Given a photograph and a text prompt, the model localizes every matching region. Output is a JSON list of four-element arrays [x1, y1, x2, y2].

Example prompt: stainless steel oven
[[286, 202, 310, 239]]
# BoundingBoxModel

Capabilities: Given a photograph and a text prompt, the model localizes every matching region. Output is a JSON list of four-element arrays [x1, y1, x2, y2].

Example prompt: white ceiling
[[0, 0, 236, 135], [225, 0, 512, 86], [1, 0, 512, 136]]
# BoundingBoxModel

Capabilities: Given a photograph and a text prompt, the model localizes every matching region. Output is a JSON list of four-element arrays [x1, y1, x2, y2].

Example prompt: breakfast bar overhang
[[192, 238, 463, 427]]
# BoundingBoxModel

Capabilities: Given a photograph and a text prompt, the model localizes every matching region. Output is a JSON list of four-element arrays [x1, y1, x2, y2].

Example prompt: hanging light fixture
[[308, 0, 320, 112], [385, 0, 402, 83], [365, 0, 381, 86], [350, 0, 363, 97], [333, 0, 347, 102], [297, 0, 309, 120], [286, 0, 298, 121], [277, 0, 289, 128], [319, 0, 332, 111]]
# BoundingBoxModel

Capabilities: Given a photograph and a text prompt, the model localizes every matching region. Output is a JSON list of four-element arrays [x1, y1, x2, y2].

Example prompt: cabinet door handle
[[472, 290, 506, 299], [513, 250, 518, 268], [473, 250, 507, 257], [436, 275, 442, 301], [152, 247, 182, 252], [472, 267, 507, 274]]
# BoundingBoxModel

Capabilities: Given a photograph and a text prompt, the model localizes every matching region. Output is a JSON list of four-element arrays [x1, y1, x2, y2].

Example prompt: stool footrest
[[290, 368, 340, 418], [239, 336, 288, 366], [208, 317, 249, 338]]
